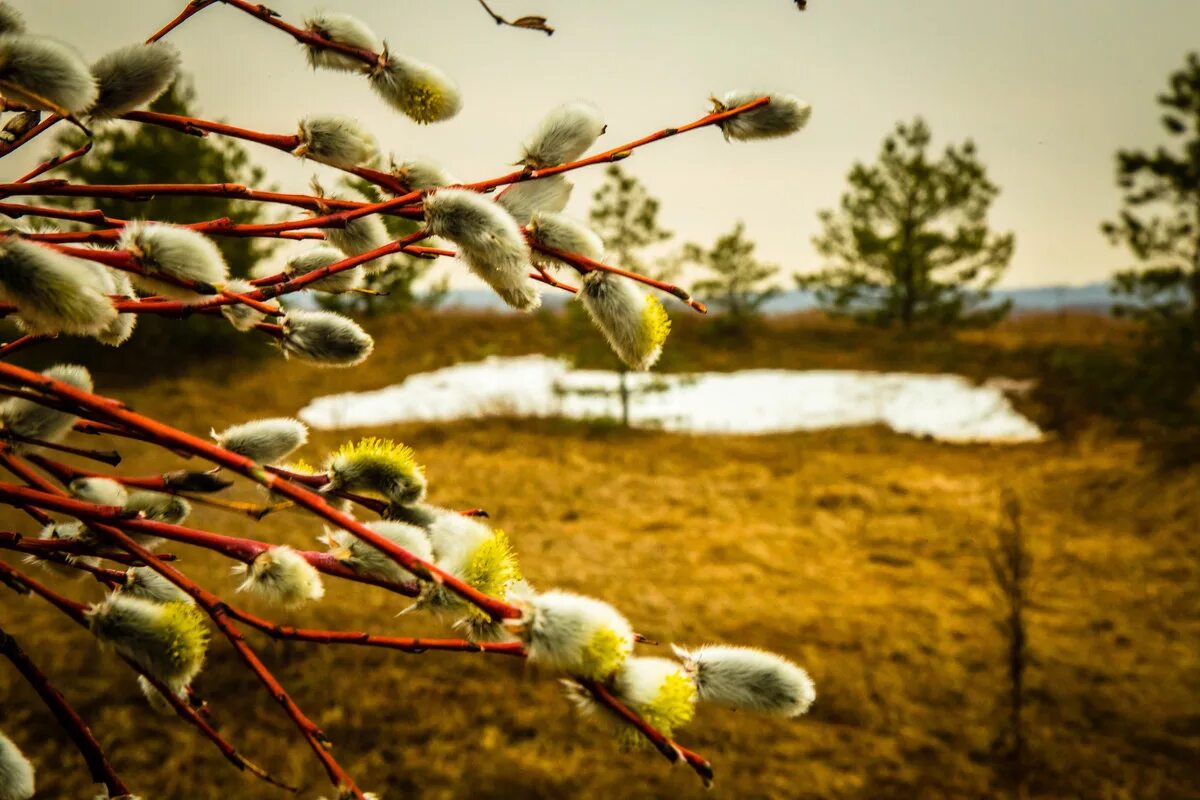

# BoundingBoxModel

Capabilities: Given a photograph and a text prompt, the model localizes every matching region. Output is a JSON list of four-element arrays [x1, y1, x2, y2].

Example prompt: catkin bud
[[25, 521, 95, 578], [90, 266, 137, 346], [120, 566, 193, 605], [0, 729, 35, 800], [0, 3, 25, 36], [389, 157, 454, 192], [712, 91, 811, 142], [424, 527, 520, 622], [508, 590, 634, 680], [0, 363, 92, 446], [327, 520, 432, 583], [211, 417, 308, 464], [579, 656, 697, 749], [124, 490, 190, 526], [86, 594, 209, 693], [578, 272, 670, 371], [233, 545, 325, 609], [325, 437, 425, 505], [324, 212, 388, 261], [0, 110, 40, 143], [88, 42, 179, 119], [519, 101, 605, 168], [0, 34, 98, 113], [280, 309, 374, 368], [303, 12, 381, 73], [671, 644, 816, 717], [424, 188, 540, 311], [295, 114, 379, 168], [496, 175, 572, 225], [285, 247, 363, 294], [528, 211, 603, 268], [0, 238, 117, 336], [369, 52, 461, 124], [68, 477, 127, 507], [118, 222, 229, 299], [219, 278, 277, 332]]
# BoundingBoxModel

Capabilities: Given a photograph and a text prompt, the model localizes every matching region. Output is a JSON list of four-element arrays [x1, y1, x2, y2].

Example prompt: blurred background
[[1, 1, 1198, 798]]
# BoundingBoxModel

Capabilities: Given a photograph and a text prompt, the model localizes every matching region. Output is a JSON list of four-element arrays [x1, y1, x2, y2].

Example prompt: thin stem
[[0, 334, 54, 358], [218, 0, 381, 69], [147, 0, 218, 42], [15, 140, 93, 183], [0, 621, 135, 798]]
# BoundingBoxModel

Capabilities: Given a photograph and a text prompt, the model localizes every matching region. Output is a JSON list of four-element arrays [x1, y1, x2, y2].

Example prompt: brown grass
[[1, 311, 1195, 800]]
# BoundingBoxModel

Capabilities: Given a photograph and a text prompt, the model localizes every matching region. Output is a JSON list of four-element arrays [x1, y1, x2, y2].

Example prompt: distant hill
[[438, 282, 1118, 314]]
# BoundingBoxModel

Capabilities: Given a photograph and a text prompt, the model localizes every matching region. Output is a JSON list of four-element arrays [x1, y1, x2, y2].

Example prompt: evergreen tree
[[588, 164, 672, 278], [685, 221, 779, 327], [801, 118, 1013, 329]]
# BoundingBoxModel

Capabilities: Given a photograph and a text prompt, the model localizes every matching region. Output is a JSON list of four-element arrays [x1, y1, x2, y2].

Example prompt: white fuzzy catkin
[[303, 12, 381, 73], [295, 114, 379, 168], [323, 206, 389, 262], [69, 477, 128, 507], [280, 309, 374, 367], [713, 91, 811, 142], [427, 513, 493, 578], [672, 644, 816, 717], [88, 42, 179, 119], [0, 730, 35, 800], [219, 278, 277, 332], [0, 238, 117, 336], [389, 157, 454, 191], [211, 417, 308, 464], [119, 221, 229, 299], [124, 491, 190, 526], [423, 188, 540, 311], [0, 363, 92, 446], [90, 266, 137, 346], [234, 545, 325, 609], [578, 272, 670, 371], [514, 590, 634, 680], [0, 34, 97, 113], [0, 3, 25, 36], [120, 566, 192, 605], [529, 211, 604, 267], [519, 101, 605, 168], [325, 438, 426, 506], [328, 520, 432, 583], [496, 175, 572, 225], [369, 52, 462, 124], [86, 594, 208, 693], [285, 246, 363, 294]]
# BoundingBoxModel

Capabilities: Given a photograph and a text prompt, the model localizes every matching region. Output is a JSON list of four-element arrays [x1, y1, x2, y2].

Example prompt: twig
[[476, 0, 554, 35]]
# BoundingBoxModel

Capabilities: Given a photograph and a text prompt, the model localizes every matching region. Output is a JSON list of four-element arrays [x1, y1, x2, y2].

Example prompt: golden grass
[[0, 311, 1195, 799]]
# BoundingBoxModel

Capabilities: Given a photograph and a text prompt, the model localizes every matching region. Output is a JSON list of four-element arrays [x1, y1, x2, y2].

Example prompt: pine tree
[[685, 221, 779, 328], [801, 118, 1014, 329]]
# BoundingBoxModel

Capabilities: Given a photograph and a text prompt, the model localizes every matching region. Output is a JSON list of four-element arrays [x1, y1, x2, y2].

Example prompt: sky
[[7, 0, 1200, 290]]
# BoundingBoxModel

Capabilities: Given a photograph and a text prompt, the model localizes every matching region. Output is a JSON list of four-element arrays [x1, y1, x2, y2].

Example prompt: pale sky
[[7, 0, 1200, 289]]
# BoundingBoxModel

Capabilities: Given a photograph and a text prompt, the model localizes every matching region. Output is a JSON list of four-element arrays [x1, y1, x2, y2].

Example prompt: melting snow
[[298, 355, 1042, 443]]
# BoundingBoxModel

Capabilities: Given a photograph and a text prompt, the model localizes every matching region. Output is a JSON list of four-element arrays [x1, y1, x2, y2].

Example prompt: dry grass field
[[1, 311, 1197, 799]]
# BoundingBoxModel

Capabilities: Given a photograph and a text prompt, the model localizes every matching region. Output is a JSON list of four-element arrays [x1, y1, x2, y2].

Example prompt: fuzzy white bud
[[328, 520, 432, 583], [323, 212, 388, 262], [496, 175, 572, 225], [280, 309, 374, 368], [389, 157, 454, 192], [713, 91, 811, 142], [0, 238, 117, 336], [295, 114, 379, 168], [424, 188, 540, 311], [0, 729, 35, 800], [211, 417, 308, 464], [572, 656, 698, 748], [68, 477, 127, 507], [118, 222, 229, 299], [529, 211, 603, 267], [0, 34, 98, 113], [124, 491, 190, 526], [285, 247, 363, 294], [88, 42, 179, 119], [86, 594, 209, 693], [325, 437, 426, 506], [0, 363, 92, 446], [120, 566, 193, 605], [233, 545, 325, 609], [519, 101, 605, 168], [0, 3, 25, 36], [672, 644, 816, 717], [369, 52, 461, 125], [578, 272, 670, 371], [90, 266, 137, 346], [220, 278, 277, 332], [511, 590, 634, 680], [303, 12, 381, 73]]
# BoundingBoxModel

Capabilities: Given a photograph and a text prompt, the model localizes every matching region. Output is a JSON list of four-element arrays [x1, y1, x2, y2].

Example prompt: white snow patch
[[298, 355, 1042, 443]]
